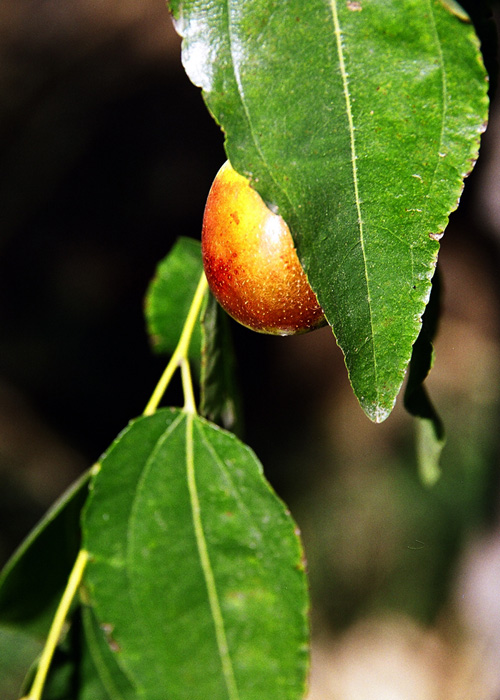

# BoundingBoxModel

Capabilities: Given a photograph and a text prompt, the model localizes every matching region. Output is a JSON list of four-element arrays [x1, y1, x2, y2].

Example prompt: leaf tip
[[361, 401, 393, 424]]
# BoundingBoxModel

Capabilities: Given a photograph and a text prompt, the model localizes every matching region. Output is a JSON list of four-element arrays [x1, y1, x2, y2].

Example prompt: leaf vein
[[227, 2, 265, 168], [83, 607, 134, 699], [126, 413, 185, 645], [196, 422, 256, 523]]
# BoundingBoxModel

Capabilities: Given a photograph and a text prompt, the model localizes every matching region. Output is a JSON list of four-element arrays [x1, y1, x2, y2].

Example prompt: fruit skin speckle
[[201, 161, 326, 336]]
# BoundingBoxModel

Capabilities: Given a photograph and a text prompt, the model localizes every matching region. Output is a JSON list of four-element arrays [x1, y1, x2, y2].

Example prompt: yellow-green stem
[[22, 549, 89, 700], [181, 357, 197, 415], [143, 272, 208, 417], [20, 268, 208, 699]]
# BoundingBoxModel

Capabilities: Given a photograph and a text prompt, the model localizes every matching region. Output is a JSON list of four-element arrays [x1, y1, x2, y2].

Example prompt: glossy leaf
[[170, 0, 488, 421], [82, 409, 309, 700], [145, 237, 205, 360]]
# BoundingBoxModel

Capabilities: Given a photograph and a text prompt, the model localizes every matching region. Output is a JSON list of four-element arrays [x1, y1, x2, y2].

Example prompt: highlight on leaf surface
[[170, 0, 489, 421]]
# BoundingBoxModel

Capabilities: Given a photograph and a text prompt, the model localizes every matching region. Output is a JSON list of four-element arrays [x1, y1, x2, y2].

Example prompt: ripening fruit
[[201, 161, 326, 335]]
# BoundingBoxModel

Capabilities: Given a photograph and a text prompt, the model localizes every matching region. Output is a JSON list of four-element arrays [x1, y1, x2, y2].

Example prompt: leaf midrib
[[328, 0, 380, 417], [187, 414, 240, 700]]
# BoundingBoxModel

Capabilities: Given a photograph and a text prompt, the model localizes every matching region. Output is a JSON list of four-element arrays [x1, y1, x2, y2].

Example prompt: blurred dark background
[[1, 1, 500, 697], [0, 1, 225, 550]]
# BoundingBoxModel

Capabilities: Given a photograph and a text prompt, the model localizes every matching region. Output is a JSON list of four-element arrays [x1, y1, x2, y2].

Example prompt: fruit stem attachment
[[181, 357, 196, 415], [21, 549, 89, 700], [143, 272, 208, 416]]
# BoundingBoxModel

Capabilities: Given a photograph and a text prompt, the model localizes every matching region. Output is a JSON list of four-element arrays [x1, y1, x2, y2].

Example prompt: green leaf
[[82, 409, 309, 700], [0, 470, 90, 638], [145, 237, 205, 361], [0, 626, 43, 700], [200, 291, 243, 435], [22, 605, 135, 700], [414, 416, 446, 486], [80, 604, 135, 700], [170, 0, 489, 421]]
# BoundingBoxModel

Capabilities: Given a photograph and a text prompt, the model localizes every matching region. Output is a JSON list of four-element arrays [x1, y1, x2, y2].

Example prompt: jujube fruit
[[201, 161, 326, 335]]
